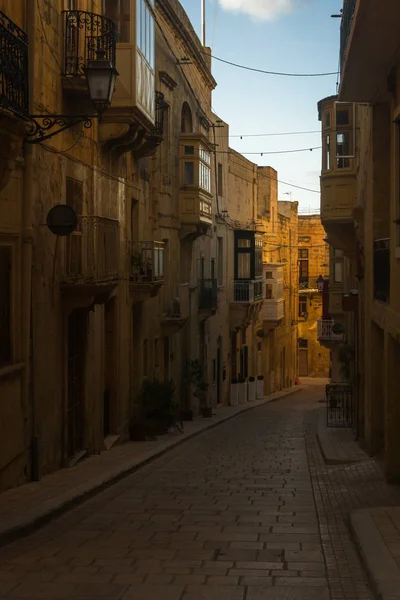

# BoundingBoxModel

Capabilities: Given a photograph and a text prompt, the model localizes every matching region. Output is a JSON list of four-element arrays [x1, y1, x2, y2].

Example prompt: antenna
[[201, 0, 206, 46]]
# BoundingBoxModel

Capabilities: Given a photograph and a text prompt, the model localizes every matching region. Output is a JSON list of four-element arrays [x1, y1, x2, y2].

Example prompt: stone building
[[0, 0, 299, 492], [297, 215, 330, 378], [318, 0, 400, 480]]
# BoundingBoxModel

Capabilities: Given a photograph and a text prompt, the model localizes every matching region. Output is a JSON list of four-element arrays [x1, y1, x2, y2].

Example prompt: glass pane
[[238, 253, 251, 279], [184, 162, 194, 185], [238, 239, 251, 248], [255, 249, 262, 277], [266, 283, 273, 299], [184, 146, 195, 155], [336, 107, 350, 126], [334, 261, 343, 283], [325, 134, 330, 170], [265, 271, 273, 279]]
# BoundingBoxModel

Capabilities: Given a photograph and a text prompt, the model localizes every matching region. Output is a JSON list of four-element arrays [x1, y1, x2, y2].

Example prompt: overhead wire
[[215, 146, 322, 156], [207, 53, 339, 77]]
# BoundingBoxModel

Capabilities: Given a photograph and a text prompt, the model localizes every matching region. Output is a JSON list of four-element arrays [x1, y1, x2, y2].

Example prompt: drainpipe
[[24, 0, 39, 480]]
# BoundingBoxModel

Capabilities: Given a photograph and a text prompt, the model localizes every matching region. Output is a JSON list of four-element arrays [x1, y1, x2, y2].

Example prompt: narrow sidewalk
[[0, 385, 302, 546]]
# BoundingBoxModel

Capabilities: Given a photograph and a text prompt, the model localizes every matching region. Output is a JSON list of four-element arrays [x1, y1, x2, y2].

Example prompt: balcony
[[317, 319, 344, 344], [230, 279, 263, 330], [62, 10, 117, 96], [263, 263, 284, 326], [161, 284, 190, 334], [129, 241, 164, 302], [61, 215, 119, 305], [339, 0, 400, 102], [262, 299, 285, 323], [299, 276, 321, 292], [179, 134, 213, 239], [374, 238, 390, 304], [198, 278, 218, 318], [0, 10, 29, 117]]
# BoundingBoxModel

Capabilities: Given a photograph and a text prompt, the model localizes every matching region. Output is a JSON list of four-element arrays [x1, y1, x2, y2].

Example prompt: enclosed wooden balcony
[[128, 240, 164, 302], [61, 215, 119, 305], [317, 319, 344, 344], [339, 0, 400, 102], [318, 96, 357, 251], [179, 134, 213, 239], [262, 263, 284, 326]]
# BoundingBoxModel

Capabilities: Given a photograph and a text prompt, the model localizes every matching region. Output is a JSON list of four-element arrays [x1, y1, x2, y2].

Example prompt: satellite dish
[[46, 204, 78, 237], [332, 322, 344, 335]]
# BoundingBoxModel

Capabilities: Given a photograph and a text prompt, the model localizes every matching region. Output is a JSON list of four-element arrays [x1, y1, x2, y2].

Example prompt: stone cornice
[[159, 71, 178, 90], [156, 0, 217, 90]]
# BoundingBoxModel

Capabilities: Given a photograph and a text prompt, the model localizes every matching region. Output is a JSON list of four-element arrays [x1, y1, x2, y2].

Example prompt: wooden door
[[298, 349, 308, 377]]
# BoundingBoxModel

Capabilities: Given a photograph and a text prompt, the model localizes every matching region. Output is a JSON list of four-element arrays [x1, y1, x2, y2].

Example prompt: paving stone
[[247, 586, 330, 599], [122, 584, 184, 599], [182, 585, 245, 600]]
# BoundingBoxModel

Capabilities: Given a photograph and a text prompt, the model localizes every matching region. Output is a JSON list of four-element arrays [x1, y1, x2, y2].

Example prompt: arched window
[[181, 102, 193, 133]]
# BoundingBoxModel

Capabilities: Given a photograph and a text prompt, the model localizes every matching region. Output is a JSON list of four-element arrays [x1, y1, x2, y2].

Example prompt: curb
[[0, 385, 304, 548], [349, 509, 400, 600]]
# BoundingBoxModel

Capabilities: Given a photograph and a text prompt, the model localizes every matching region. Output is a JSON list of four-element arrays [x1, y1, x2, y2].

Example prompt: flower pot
[[238, 380, 246, 405], [256, 377, 264, 400], [181, 409, 193, 421], [230, 382, 239, 406], [248, 378, 256, 402], [202, 406, 213, 418]]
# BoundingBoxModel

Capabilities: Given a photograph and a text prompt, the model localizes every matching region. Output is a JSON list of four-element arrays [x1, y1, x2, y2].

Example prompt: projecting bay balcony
[[128, 240, 164, 303], [161, 284, 190, 335], [229, 279, 263, 330], [61, 215, 119, 307], [317, 319, 344, 345], [262, 299, 285, 323]]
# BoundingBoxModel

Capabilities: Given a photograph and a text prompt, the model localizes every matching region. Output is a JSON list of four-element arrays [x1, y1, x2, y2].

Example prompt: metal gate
[[67, 309, 87, 459], [326, 383, 353, 428]]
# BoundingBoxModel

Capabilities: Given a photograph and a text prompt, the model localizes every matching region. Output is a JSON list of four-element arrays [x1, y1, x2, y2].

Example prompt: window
[[299, 249, 308, 259], [336, 132, 351, 168], [255, 236, 262, 278], [334, 261, 343, 283], [184, 146, 194, 155], [211, 258, 215, 280], [199, 147, 211, 193], [266, 283, 273, 299], [324, 111, 331, 128], [217, 163, 223, 197], [217, 237, 223, 285], [335, 102, 354, 169], [238, 253, 251, 279], [104, 0, 131, 43], [298, 338, 308, 349], [143, 339, 148, 376], [324, 134, 331, 170], [336, 107, 350, 126], [0, 246, 11, 366], [181, 102, 193, 133], [66, 0, 77, 9], [136, 0, 154, 67], [265, 271, 273, 280], [66, 177, 83, 214], [299, 295, 307, 319], [235, 232, 257, 280], [183, 162, 194, 185]]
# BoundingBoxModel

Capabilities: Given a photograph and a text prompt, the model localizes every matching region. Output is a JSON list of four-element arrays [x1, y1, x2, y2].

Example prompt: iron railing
[[373, 238, 390, 303], [233, 280, 263, 303], [326, 383, 353, 427], [63, 10, 117, 78], [129, 241, 165, 283], [317, 319, 344, 342], [199, 278, 218, 311], [340, 0, 357, 72], [64, 216, 119, 282], [0, 10, 29, 116], [149, 91, 168, 137], [299, 276, 322, 291]]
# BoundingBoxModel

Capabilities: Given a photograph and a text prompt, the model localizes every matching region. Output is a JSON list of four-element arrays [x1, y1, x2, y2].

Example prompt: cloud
[[217, 0, 309, 21]]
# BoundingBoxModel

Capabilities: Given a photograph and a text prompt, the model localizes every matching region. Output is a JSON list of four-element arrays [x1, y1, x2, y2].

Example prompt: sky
[[179, 0, 342, 212]]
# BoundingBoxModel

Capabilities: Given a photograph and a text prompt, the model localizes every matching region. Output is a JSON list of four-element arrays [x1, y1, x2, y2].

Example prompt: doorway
[[104, 298, 116, 438], [67, 309, 87, 459], [216, 337, 222, 404], [298, 341, 308, 377]]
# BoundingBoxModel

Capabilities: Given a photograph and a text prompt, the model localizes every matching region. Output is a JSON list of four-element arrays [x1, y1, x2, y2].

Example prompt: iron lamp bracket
[[24, 114, 97, 144]]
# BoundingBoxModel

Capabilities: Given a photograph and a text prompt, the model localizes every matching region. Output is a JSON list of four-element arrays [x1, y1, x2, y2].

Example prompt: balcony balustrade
[[298, 276, 323, 291], [0, 10, 29, 117], [317, 319, 344, 342], [63, 10, 117, 92], [374, 238, 390, 304], [161, 284, 190, 333], [63, 215, 119, 285], [233, 280, 263, 303], [128, 240, 164, 302]]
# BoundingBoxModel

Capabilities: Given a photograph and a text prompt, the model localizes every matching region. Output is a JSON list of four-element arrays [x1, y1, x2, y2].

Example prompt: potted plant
[[230, 378, 239, 406], [238, 374, 246, 405], [257, 375, 264, 400], [248, 376, 256, 402], [130, 378, 177, 439]]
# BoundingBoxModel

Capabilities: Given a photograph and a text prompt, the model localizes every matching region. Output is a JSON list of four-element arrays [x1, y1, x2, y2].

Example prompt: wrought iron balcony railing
[[340, 0, 357, 72], [129, 241, 164, 284], [199, 278, 218, 311], [0, 10, 29, 116], [373, 238, 390, 304], [63, 216, 119, 283], [63, 10, 117, 78], [149, 91, 168, 137], [298, 276, 323, 291], [317, 319, 344, 342], [233, 280, 263, 303]]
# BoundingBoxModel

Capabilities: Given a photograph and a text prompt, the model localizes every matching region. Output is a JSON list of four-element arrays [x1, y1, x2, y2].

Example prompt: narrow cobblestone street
[[1, 384, 400, 600]]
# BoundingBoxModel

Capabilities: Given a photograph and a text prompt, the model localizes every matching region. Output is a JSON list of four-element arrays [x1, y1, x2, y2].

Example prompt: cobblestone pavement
[[1, 385, 400, 599]]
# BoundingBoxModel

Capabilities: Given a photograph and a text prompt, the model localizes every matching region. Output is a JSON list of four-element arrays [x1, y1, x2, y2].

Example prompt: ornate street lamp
[[317, 274, 325, 292], [26, 50, 118, 144]]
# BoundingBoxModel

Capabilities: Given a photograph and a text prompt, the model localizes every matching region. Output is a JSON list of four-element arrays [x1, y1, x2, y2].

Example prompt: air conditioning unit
[[171, 297, 181, 318]]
